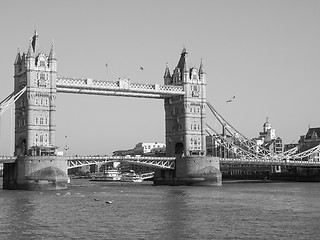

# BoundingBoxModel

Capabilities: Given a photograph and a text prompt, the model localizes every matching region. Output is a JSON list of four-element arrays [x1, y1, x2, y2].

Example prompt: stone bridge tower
[[154, 48, 221, 186], [164, 48, 206, 157], [3, 31, 68, 190], [14, 30, 57, 156]]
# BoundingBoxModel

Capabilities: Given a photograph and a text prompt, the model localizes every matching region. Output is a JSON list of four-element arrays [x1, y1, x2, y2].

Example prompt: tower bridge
[[1, 31, 320, 190], [0, 30, 222, 190]]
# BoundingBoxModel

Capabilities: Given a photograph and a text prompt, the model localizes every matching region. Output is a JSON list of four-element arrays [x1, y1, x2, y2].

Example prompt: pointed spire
[[31, 29, 39, 53], [199, 58, 205, 74], [14, 47, 21, 64], [48, 41, 56, 60], [177, 47, 189, 73], [164, 62, 171, 78], [27, 40, 35, 58]]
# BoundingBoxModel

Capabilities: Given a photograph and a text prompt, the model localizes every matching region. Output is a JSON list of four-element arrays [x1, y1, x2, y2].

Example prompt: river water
[[0, 179, 319, 240]]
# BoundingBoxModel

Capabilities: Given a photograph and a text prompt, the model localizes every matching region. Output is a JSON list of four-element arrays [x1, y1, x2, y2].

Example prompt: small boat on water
[[91, 170, 122, 181], [121, 170, 143, 183]]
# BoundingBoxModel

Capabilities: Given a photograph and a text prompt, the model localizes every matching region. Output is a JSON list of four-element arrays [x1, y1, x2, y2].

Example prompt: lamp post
[[64, 135, 69, 156]]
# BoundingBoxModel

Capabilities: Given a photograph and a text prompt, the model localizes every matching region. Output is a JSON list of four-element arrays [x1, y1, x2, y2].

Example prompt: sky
[[0, 0, 320, 156]]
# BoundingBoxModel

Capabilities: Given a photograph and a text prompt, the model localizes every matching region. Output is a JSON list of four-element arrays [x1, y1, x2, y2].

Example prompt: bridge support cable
[[288, 144, 320, 161], [206, 103, 320, 163], [206, 101, 274, 158], [206, 125, 267, 161], [0, 87, 26, 117], [277, 146, 298, 159]]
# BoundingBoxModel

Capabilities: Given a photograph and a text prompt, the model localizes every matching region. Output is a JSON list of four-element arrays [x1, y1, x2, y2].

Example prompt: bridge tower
[[154, 48, 222, 186], [3, 31, 68, 190]]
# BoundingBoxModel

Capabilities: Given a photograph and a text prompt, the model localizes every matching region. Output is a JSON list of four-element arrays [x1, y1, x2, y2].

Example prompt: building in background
[[113, 142, 165, 156], [298, 127, 320, 161], [253, 118, 283, 154], [112, 142, 166, 174]]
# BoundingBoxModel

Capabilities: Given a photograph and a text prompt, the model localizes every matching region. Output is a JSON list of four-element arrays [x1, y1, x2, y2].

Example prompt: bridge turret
[[163, 63, 172, 85], [199, 58, 206, 85], [14, 47, 22, 74], [26, 41, 35, 70], [48, 41, 57, 74]]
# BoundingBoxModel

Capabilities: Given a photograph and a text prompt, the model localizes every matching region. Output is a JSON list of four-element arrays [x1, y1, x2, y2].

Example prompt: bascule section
[[3, 31, 68, 190]]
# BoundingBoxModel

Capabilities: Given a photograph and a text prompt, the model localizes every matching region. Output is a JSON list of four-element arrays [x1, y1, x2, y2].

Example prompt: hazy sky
[[1, 0, 320, 156]]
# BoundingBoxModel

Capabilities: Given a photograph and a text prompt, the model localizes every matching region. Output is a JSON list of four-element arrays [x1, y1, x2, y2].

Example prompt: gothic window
[[35, 133, 38, 143], [193, 85, 198, 92], [45, 118, 48, 125], [38, 73, 47, 87], [40, 118, 43, 125], [40, 61, 46, 67], [192, 74, 197, 81], [45, 99, 48, 106], [35, 98, 38, 105], [39, 133, 43, 143], [192, 85, 199, 97], [35, 117, 38, 125]]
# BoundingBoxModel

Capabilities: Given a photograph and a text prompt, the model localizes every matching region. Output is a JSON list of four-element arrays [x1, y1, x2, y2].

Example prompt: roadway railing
[[0, 156, 17, 163]]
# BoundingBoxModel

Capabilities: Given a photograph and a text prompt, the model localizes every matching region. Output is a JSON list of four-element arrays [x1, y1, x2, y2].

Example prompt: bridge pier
[[3, 156, 68, 190], [153, 156, 222, 186]]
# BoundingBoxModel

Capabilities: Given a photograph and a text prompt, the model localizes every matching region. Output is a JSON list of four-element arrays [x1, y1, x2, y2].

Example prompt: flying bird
[[226, 96, 235, 103], [140, 66, 144, 71]]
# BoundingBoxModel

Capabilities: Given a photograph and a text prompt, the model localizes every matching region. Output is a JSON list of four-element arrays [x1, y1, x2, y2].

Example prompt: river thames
[[0, 179, 319, 240]]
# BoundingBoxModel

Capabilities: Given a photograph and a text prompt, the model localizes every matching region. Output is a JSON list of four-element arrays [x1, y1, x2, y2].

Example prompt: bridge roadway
[[1, 155, 320, 168], [56, 77, 185, 99]]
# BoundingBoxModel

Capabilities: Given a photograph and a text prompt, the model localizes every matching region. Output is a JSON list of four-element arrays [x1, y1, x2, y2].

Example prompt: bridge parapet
[[0, 156, 17, 163]]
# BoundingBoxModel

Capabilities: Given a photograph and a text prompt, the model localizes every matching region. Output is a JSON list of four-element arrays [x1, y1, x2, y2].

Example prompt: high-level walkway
[[56, 77, 185, 99]]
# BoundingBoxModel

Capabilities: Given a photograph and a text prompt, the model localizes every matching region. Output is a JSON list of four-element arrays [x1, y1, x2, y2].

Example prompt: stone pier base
[[153, 156, 222, 186], [3, 156, 68, 190]]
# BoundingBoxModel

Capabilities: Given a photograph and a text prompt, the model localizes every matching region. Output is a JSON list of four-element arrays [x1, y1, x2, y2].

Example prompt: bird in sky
[[140, 66, 144, 71], [226, 96, 235, 103]]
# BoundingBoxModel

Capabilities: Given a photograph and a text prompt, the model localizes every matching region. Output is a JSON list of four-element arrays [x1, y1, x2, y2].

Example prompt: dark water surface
[[0, 179, 319, 240]]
